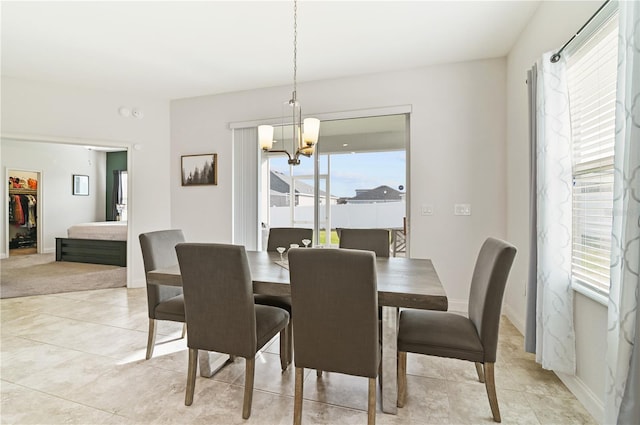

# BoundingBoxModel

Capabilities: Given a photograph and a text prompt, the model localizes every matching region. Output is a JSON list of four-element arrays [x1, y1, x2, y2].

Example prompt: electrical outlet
[[421, 204, 433, 216], [454, 204, 471, 216]]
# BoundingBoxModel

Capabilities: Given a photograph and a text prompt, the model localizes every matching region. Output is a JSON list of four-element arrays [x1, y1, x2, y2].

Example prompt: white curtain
[[232, 127, 259, 250], [605, 2, 640, 424], [534, 51, 576, 374]]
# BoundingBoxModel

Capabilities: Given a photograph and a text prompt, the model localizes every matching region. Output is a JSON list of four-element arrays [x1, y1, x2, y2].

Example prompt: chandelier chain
[[258, 0, 318, 166], [293, 0, 297, 96]]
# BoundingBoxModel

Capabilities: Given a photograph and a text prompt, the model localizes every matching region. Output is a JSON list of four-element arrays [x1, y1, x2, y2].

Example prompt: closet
[[8, 170, 39, 255]]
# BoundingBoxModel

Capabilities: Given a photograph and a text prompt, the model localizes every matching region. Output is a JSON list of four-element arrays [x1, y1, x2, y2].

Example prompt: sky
[[271, 150, 406, 198]]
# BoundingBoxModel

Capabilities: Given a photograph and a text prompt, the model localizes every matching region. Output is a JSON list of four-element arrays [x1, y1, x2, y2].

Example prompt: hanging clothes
[[8, 194, 36, 227], [12, 195, 24, 225], [19, 195, 29, 226], [26, 195, 37, 228], [8, 194, 15, 222]]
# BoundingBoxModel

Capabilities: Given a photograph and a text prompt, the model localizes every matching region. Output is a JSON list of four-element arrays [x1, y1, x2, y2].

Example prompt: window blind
[[566, 15, 618, 291]]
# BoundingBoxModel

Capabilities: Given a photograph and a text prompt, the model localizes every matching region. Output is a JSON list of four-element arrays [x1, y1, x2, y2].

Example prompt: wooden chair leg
[[475, 362, 485, 383], [483, 363, 501, 422], [294, 367, 304, 425], [181, 323, 187, 339], [279, 326, 290, 371], [287, 322, 293, 366], [316, 370, 322, 377], [185, 348, 198, 406], [368, 377, 377, 425], [397, 351, 407, 407], [146, 319, 156, 360], [243, 357, 255, 419]]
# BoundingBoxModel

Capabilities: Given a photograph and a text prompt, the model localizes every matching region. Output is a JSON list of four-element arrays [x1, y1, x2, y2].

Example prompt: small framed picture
[[181, 154, 217, 186], [72, 174, 89, 196]]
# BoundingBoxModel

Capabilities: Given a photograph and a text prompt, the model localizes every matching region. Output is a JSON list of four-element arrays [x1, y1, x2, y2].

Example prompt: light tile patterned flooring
[[1, 288, 596, 424]]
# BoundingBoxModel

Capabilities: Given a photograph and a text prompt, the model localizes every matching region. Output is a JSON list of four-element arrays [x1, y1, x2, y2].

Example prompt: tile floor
[[1, 288, 596, 424]]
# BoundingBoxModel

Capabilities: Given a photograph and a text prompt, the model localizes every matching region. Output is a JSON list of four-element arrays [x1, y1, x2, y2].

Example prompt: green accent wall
[[106, 151, 127, 221]]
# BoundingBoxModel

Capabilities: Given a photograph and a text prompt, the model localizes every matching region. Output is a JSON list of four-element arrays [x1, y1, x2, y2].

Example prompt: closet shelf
[[8, 188, 37, 195]]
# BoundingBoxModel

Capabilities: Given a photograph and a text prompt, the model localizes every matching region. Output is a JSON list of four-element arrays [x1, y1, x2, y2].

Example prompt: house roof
[[270, 171, 331, 198], [345, 185, 404, 201]]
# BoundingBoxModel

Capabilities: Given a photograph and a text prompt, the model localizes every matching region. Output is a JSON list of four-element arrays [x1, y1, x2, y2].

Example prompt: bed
[[55, 221, 127, 267]]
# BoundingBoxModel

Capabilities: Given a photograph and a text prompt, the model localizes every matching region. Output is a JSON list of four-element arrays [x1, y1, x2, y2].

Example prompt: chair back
[[467, 237, 517, 362], [139, 229, 185, 318], [288, 248, 379, 378], [175, 243, 257, 358], [266, 227, 313, 252], [338, 228, 390, 257]]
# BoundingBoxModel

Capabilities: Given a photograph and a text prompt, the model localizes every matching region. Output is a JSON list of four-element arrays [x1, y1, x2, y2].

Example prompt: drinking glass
[[301, 239, 311, 248], [276, 246, 286, 261]]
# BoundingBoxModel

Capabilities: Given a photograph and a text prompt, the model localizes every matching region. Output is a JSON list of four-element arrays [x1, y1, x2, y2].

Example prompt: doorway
[[7, 169, 41, 256], [1, 137, 133, 289]]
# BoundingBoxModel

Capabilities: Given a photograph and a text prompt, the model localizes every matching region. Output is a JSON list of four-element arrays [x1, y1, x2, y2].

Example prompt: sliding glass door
[[260, 114, 407, 252]]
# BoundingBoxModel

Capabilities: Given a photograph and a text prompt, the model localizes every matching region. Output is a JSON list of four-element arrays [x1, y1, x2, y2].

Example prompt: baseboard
[[503, 303, 525, 334], [556, 372, 604, 424]]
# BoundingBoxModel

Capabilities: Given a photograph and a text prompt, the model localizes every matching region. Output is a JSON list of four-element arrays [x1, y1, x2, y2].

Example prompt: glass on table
[[276, 246, 286, 261], [301, 239, 311, 248]]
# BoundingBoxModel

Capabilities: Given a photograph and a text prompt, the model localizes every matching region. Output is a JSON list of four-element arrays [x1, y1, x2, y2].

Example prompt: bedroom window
[[566, 13, 618, 296], [113, 170, 128, 221], [120, 171, 128, 221]]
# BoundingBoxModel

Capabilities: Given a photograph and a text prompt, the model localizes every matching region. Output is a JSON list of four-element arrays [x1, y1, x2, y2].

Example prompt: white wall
[[1, 77, 171, 287], [505, 1, 606, 421], [2, 140, 106, 255], [171, 58, 507, 307]]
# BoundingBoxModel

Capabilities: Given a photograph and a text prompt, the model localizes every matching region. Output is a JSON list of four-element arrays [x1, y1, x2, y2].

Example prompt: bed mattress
[[67, 221, 128, 241]]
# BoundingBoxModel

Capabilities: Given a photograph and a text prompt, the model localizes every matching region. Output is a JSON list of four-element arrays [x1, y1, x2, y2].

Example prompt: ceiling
[[1, 1, 541, 101]]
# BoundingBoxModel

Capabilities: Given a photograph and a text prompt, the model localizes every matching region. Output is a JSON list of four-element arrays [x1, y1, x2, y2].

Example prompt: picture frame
[[181, 153, 217, 186], [72, 174, 89, 196]]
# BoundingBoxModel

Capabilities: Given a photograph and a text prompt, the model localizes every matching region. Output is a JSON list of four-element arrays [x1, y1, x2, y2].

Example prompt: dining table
[[147, 250, 447, 415]]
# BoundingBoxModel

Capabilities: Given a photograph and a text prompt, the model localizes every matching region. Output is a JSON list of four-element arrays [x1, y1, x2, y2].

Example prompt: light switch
[[454, 204, 471, 216], [421, 204, 433, 216]]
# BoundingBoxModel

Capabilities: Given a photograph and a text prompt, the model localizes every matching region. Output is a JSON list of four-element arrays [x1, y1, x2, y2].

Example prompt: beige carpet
[[0, 253, 126, 298]]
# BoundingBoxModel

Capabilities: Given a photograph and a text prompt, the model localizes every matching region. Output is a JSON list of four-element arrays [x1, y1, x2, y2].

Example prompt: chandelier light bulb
[[258, 125, 274, 150], [303, 118, 320, 145]]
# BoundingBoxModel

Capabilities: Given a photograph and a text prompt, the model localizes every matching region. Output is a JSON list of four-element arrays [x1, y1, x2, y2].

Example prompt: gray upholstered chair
[[338, 228, 390, 321], [397, 237, 516, 422], [139, 229, 187, 360], [265, 227, 313, 252], [175, 243, 290, 419], [288, 248, 380, 425], [338, 228, 390, 258], [255, 227, 312, 370]]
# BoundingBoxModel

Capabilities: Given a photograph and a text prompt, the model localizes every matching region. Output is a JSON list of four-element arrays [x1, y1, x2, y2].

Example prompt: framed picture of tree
[[181, 153, 217, 186]]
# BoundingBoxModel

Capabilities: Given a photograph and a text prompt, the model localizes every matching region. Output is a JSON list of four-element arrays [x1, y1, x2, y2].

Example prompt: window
[[566, 14, 618, 294], [119, 171, 128, 221]]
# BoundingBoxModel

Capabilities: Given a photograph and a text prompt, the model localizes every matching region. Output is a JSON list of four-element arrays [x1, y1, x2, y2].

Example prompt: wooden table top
[[147, 250, 448, 311]]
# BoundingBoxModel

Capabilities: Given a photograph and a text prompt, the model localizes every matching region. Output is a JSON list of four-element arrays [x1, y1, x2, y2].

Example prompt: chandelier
[[258, 0, 320, 165]]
